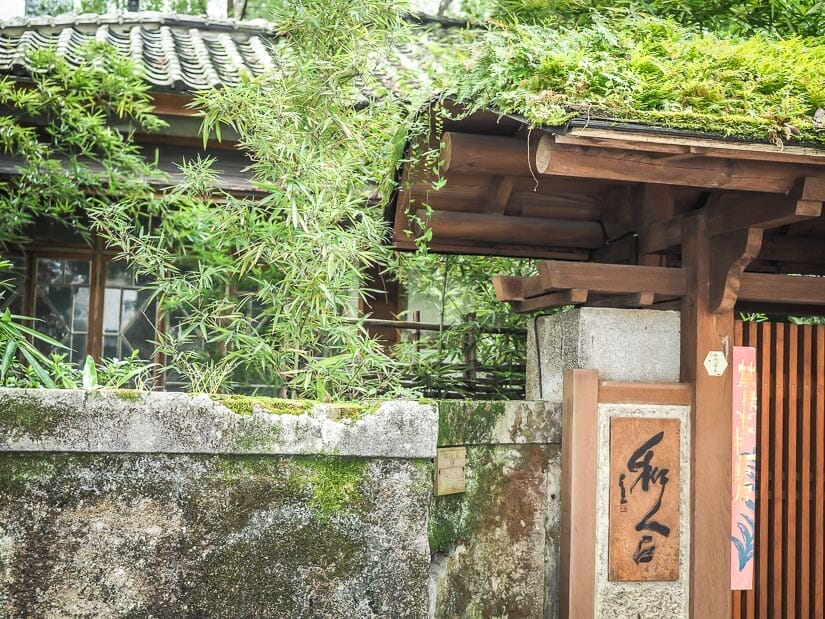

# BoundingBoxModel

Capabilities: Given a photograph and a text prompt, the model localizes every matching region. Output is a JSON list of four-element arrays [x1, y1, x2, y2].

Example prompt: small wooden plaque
[[609, 417, 680, 581], [435, 447, 466, 496]]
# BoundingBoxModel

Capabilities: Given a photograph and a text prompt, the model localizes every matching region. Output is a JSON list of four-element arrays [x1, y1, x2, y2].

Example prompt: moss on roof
[[442, 16, 825, 146]]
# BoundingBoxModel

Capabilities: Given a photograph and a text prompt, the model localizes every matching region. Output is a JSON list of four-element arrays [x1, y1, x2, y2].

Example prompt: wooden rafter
[[536, 136, 825, 193], [555, 127, 825, 166], [414, 209, 604, 249]]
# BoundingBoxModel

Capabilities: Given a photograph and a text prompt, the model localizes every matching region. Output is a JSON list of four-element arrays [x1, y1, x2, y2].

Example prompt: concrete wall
[[0, 389, 437, 617], [0, 389, 565, 618], [429, 400, 562, 618]]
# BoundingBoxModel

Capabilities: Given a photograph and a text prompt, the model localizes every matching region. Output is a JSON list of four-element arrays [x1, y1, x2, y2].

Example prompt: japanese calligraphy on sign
[[609, 417, 680, 581], [731, 346, 757, 590]]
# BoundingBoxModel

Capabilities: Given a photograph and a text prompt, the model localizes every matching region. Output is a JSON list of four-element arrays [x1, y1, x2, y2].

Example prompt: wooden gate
[[731, 321, 825, 618]]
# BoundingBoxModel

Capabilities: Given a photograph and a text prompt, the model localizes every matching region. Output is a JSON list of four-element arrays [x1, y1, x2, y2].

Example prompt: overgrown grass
[[444, 15, 825, 144]]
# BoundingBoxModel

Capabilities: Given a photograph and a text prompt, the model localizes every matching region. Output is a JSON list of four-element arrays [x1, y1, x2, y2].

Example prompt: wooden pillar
[[681, 214, 733, 618], [560, 368, 599, 618]]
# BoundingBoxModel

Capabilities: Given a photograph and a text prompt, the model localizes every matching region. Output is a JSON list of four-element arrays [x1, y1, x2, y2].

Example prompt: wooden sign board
[[609, 417, 681, 581], [435, 447, 466, 496]]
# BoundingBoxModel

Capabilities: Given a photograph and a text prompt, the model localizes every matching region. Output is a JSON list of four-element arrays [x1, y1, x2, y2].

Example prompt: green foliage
[[392, 253, 533, 398], [92, 0, 419, 399], [25, 0, 208, 16], [441, 14, 825, 145], [462, 0, 825, 37], [0, 43, 163, 246], [0, 45, 163, 389]]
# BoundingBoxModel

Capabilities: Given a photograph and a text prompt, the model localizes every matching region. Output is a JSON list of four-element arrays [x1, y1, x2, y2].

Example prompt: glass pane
[[35, 287, 71, 340], [105, 261, 134, 288], [123, 297, 157, 360], [36, 258, 62, 285], [103, 288, 121, 334], [72, 287, 90, 331], [64, 260, 90, 285], [121, 289, 139, 327], [70, 334, 87, 363], [103, 335, 118, 360]]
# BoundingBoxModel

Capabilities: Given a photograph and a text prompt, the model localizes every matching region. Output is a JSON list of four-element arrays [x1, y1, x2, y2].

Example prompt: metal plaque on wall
[[609, 416, 681, 581]]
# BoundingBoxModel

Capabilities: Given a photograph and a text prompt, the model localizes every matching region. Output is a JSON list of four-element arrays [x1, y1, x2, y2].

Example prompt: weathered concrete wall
[[0, 389, 564, 618], [429, 400, 562, 618], [527, 308, 681, 400], [0, 389, 436, 618]]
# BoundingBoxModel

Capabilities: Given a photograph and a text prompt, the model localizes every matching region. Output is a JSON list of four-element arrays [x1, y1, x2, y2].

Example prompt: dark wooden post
[[681, 214, 733, 618]]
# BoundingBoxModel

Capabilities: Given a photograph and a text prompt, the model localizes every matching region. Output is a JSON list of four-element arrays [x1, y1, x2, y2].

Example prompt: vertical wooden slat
[[773, 322, 785, 619], [799, 325, 813, 617], [559, 368, 599, 619], [815, 326, 825, 619], [783, 325, 798, 617], [758, 321, 772, 619], [786, 324, 798, 618]]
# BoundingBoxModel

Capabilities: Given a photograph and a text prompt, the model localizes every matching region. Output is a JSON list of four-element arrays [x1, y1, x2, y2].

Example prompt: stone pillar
[[536, 309, 690, 619], [526, 307, 681, 400]]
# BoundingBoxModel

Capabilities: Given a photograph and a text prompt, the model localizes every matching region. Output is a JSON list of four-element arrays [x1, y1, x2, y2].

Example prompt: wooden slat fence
[[732, 320, 825, 618]]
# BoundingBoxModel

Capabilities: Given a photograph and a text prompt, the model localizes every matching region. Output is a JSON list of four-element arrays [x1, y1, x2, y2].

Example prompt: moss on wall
[[437, 401, 506, 446], [0, 393, 76, 440], [212, 394, 313, 417], [0, 452, 430, 617], [429, 444, 554, 618]]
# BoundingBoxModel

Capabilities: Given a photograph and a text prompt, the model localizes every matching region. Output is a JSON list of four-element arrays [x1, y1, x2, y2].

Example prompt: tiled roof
[[0, 12, 467, 94], [0, 13, 277, 91]]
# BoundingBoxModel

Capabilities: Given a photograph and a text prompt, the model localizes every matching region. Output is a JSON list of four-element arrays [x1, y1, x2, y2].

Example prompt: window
[[8, 241, 159, 367]]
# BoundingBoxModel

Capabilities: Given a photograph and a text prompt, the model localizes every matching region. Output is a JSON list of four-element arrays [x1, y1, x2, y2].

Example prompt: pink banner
[[731, 346, 757, 590]]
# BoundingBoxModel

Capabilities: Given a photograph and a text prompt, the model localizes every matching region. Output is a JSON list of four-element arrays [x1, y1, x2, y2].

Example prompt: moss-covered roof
[[441, 16, 825, 146]]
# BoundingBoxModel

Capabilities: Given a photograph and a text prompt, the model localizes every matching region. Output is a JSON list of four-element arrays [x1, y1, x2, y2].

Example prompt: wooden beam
[[708, 227, 764, 314], [588, 291, 655, 308], [392, 237, 590, 261], [681, 213, 733, 619], [441, 132, 533, 176], [598, 381, 691, 405], [538, 260, 686, 297], [556, 127, 825, 166], [704, 188, 823, 236], [638, 188, 822, 255], [512, 289, 588, 313], [560, 369, 600, 619], [485, 176, 515, 214], [739, 272, 825, 305], [759, 235, 825, 263], [536, 136, 825, 193], [415, 209, 605, 249]]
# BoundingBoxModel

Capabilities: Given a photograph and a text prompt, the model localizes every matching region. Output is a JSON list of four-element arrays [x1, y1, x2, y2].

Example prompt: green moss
[[105, 389, 145, 402], [0, 393, 74, 440], [327, 401, 381, 421], [428, 446, 507, 554], [445, 16, 825, 146], [291, 456, 368, 520], [437, 401, 506, 446], [212, 394, 312, 417], [0, 454, 60, 492], [232, 421, 285, 452]]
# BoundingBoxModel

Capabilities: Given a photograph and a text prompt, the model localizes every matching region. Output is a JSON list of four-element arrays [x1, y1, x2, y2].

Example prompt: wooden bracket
[[709, 227, 763, 314]]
